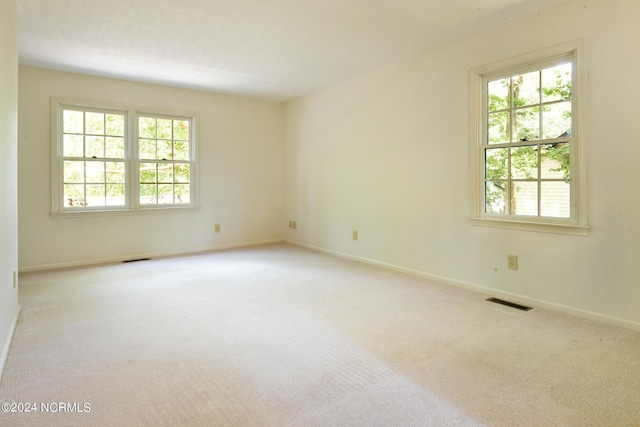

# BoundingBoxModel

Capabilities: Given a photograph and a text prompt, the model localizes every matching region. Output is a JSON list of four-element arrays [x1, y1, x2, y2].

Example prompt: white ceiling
[[18, 0, 571, 102]]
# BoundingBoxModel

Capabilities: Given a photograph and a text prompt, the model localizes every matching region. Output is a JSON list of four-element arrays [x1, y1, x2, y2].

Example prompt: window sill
[[51, 205, 200, 219], [468, 217, 589, 236]]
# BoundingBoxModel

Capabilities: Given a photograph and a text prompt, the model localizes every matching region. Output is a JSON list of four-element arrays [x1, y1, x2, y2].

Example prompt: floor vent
[[486, 297, 532, 311], [122, 258, 151, 263]]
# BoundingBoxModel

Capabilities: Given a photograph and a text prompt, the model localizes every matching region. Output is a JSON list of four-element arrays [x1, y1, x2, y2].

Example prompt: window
[[138, 116, 192, 206], [468, 41, 588, 235], [60, 108, 127, 208], [51, 99, 198, 215]]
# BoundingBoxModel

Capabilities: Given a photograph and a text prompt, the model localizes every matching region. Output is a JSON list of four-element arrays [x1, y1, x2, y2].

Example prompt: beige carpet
[[1, 243, 639, 426]]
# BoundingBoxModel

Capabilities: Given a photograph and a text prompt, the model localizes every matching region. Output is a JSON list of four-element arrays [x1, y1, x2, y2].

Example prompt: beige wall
[[18, 68, 284, 270], [283, 0, 640, 327], [0, 0, 19, 378]]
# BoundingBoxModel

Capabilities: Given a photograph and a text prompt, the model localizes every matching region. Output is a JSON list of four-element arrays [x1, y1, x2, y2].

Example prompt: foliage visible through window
[[138, 116, 191, 205], [62, 109, 127, 208], [483, 62, 572, 218], [54, 100, 196, 214]]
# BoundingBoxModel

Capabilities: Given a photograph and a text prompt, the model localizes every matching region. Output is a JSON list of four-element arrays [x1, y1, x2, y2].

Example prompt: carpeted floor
[[1, 243, 639, 426]]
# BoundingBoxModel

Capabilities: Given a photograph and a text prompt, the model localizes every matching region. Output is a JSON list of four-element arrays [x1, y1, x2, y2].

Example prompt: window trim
[[468, 40, 588, 236], [50, 97, 199, 217]]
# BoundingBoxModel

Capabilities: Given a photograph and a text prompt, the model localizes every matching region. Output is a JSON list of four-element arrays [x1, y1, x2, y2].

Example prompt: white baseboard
[[286, 240, 640, 332], [18, 239, 285, 273], [1, 305, 21, 384]]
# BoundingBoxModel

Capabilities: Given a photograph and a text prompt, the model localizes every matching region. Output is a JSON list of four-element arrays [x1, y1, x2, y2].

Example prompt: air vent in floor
[[486, 297, 532, 311]]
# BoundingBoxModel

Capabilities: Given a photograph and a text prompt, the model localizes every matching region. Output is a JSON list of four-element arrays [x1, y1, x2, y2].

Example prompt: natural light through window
[[468, 41, 588, 235], [62, 109, 127, 208], [51, 99, 198, 216], [138, 116, 192, 206], [484, 62, 572, 218]]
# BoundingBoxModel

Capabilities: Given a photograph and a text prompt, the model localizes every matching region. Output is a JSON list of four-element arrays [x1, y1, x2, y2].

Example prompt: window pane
[[174, 141, 189, 160], [106, 162, 125, 183], [157, 119, 172, 139], [139, 139, 156, 159], [106, 137, 125, 158], [488, 79, 509, 112], [479, 51, 577, 224], [488, 111, 510, 144], [85, 112, 104, 135], [541, 181, 570, 218], [86, 162, 105, 183], [63, 134, 84, 157], [158, 140, 173, 160], [542, 63, 572, 103], [512, 181, 538, 216], [541, 143, 569, 180], [511, 146, 538, 179], [174, 184, 190, 204], [158, 184, 173, 204], [174, 120, 189, 141], [85, 136, 105, 158], [174, 164, 190, 183], [541, 101, 571, 140], [63, 161, 84, 183], [58, 107, 195, 212], [485, 182, 506, 214], [157, 163, 173, 183], [64, 184, 85, 207], [63, 110, 83, 134], [86, 184, 106, 207], [512, 71, 539, 107], [139, 117, 156, 138], [140, 163, 156, 183], [140, 184, 157, 205], [515, 107, 540, 141], [485, 148, 508, 180], [105, 114, 125, 136], [106, 184, 126, 206]]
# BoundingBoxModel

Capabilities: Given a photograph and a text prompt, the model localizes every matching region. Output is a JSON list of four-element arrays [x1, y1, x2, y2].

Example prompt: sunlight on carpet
[[1, 243, 639, 426]]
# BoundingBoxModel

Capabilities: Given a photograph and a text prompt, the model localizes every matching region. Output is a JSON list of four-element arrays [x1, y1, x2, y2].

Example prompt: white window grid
[[51, 98, 198, 216], [468, 40, 588, 236], [480, 54, 575, 219]]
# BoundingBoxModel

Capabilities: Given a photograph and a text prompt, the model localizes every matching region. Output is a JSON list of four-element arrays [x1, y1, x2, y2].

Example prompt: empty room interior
[[1, 0, 640, 425]]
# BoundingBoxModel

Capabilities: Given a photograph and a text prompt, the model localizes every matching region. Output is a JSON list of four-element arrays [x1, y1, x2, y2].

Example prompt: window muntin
[[61, 108, 127, 208], [138, 116, 192, 206], [52, 99, 197, 215], [469, 41, 587, 235], [482, 56, 574, 220]]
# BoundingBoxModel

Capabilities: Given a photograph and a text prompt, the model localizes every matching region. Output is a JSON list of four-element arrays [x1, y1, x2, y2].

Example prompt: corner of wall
[[0, 0, 19, 384], [0, 306, 20, 383]]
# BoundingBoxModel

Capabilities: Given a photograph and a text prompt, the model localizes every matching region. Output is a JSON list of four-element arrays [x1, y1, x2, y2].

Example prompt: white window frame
[[468, 40, 588, 236], [51, 98, 199, 217]]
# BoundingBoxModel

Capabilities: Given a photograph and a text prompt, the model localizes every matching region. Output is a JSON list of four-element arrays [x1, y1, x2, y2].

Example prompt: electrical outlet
[[214, 224, 221, 233], [289, 221, 297, 230], [508, 255, 518, 270], [353, 230, 358, 241]]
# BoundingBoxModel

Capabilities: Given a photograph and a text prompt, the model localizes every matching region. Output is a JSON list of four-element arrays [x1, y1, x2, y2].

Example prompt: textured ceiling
[[18, 0, 571, 101]]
